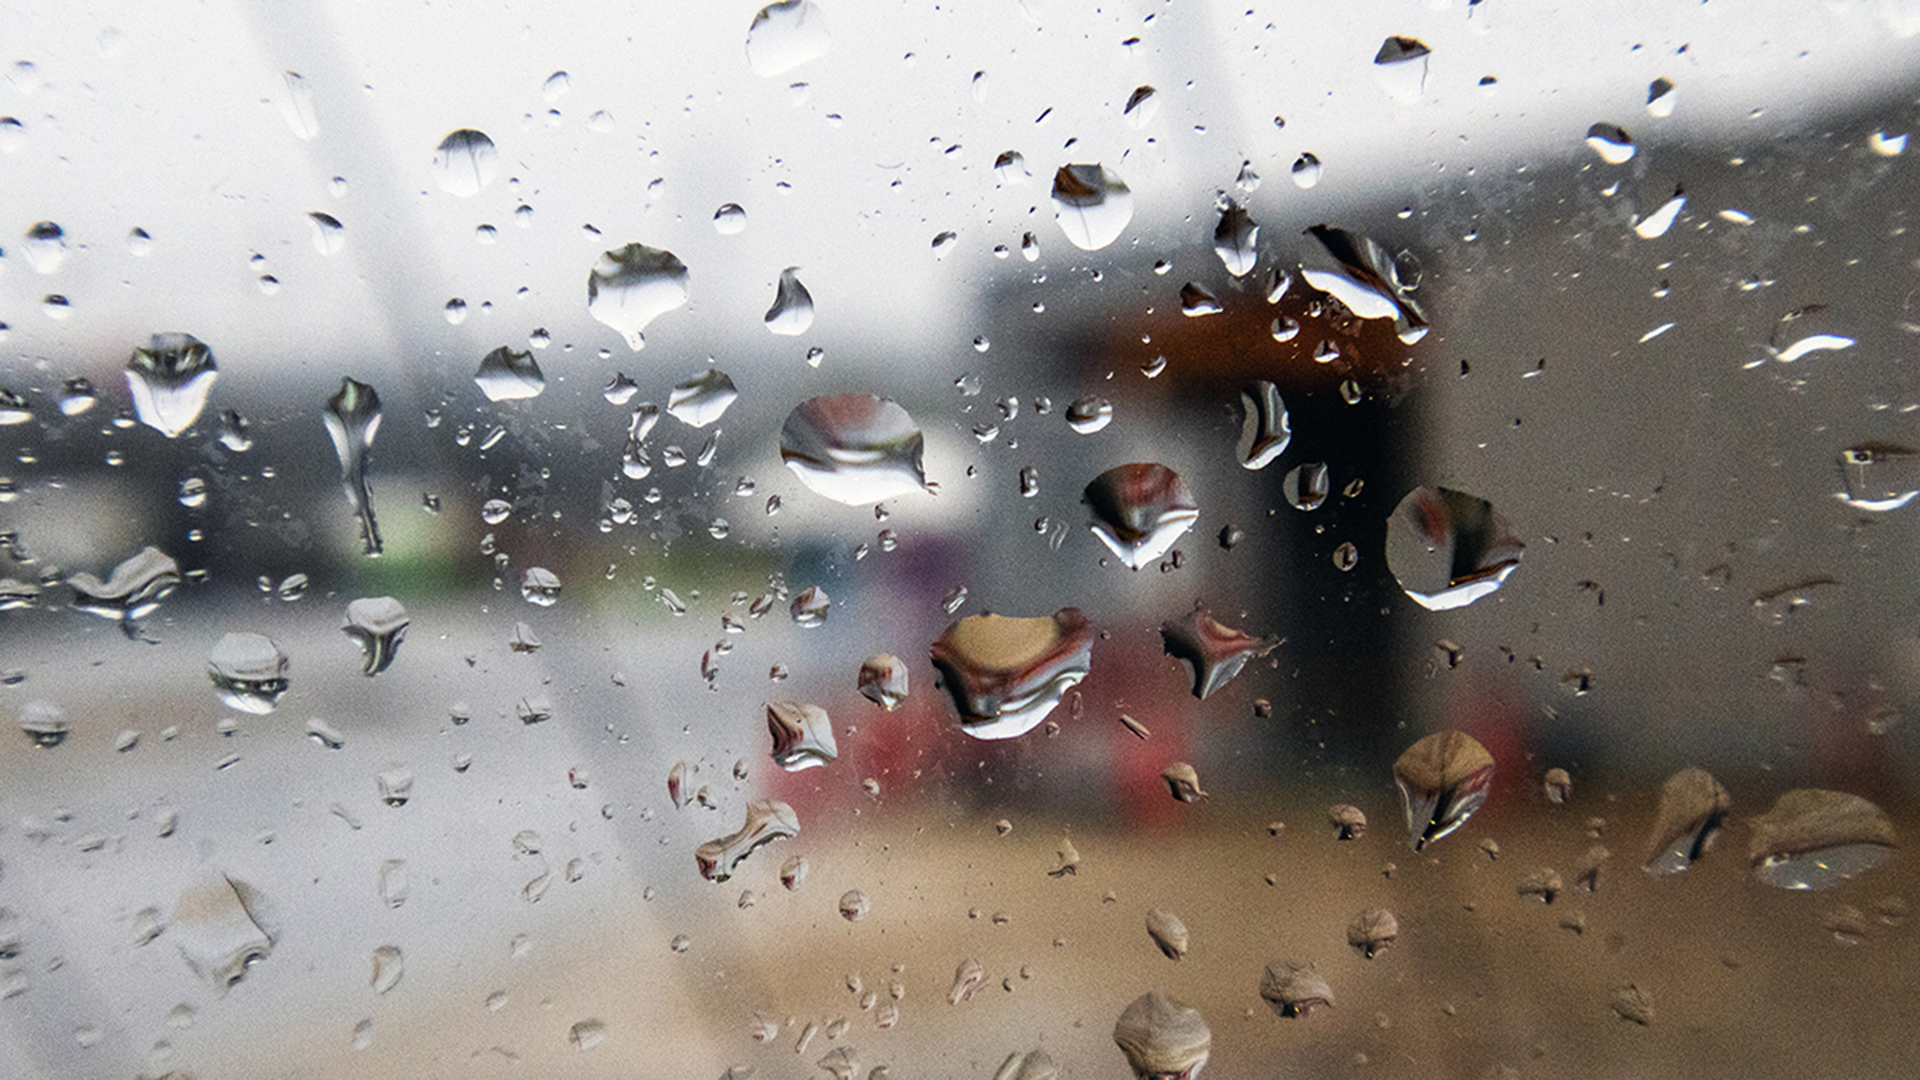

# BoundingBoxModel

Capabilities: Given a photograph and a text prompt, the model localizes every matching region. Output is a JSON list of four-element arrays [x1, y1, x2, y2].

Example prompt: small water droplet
[[342, 597, 408, 675], [208, 633, 289, 714], [432, 129, 498, 197], [126, 333, 218, 438], [1123, 85, 1159, 128], [1585, 122, 1635, 165], [838, 889, 870, 921], [746, 0, 832, 77], [1290, 153, 1322, 189]]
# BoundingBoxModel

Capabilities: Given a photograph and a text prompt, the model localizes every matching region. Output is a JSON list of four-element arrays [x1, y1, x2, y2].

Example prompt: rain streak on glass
[[431, 129, 498, 197], [696, 799, 800, 881], [1385, 486, 1525, 611], [780, 394, 929, 505], [125, 333, 218, 438], [1643, 767, 1730, 876], [1051, 163, 1133, 251], [1283, 462, 1330, 511], [1393, 730, 1495, 850], [341, 597, 409, 675], [767, 701, 838, 770], [207, 632, 290, 714], [473, 347, 546, 402], [1236, 381, 1291, 470], [1160, 605, 1278, 700], [745, 0, 831, 78], [765, 267, 815, 335], [1747, 789, 1897, 890], [666, 369, 738, 427], [929, 609, 1095, 740], [1112, 992, 1210, 1080], [323, 377, 384, 557], [858, 653, 909, 710], [1083, 464, 1199, 570], [587, 243, 691, 351]]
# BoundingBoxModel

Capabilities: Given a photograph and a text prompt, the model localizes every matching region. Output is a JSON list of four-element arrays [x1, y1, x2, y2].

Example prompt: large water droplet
[[1084, 464, 1198, 570], [764, 266, 815, 335], [1212, 203, 1258, 277], [520, 567, 561, 606], [432, 129, 497, 197], [1585, 123, 1636, 164], [1066, 396, 1113, 434], [17, 700, 66, 748], [1260, 960, 1333, 1018], [23, 221, 65, 273], [781, 394, 929, 505], [1643, 767, 1730, 876], [69, 546, 179, 633], [172, 876, 271, 989], [1633, 186, 1686, 239], [323, 377, 384, 556], [208, 632, 290, 714], [1290, 153, 1322, 189], [307, 211, 344, 255], [1051, 164, 1133, 251], [746, 0, 831, 77], [859, 654, 909, 710], [1372, 36, 1430, 102], [342, 597, 408, 675], [929, 609, 1094, 740], [1301, 225, 1428, 343], [1394, 730, 1494, 849], [1748, 789, 1896, 890], [125, 333, 218, 438], [1236, 381, 1290, 470], [1283, 462, 1330, 510], [1385, 486, 1524, 610], [1646, 77, 1676, 118], [1836, 444, 1920, 511], [696, 799, 800, 881], [473, 346, 545, 402], [1179, 282, 1221, 317], [767, 701, 837, 770], [713, 203, 747, 233], [667, 369, 738, 427], [1159, 605, 1278, 699], [587, 243, 690, 351], [1112, 992, 1210, 1080]]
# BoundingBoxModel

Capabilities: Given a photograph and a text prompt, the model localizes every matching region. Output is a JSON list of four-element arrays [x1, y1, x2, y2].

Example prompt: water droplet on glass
[[1051, 164, 1133, 251], [481, 499, 512, 526], [781, 394, 930, 504], [376, 764, 414, 807], [126, 333, 218, 438], [838, 889, 870, 921], [473, 346, 545, 402], [1179, 282, 1221, 317], [216, 408, 252, 452], [1543, 768, 1573, 804], [858, 654, 909, 710], [1646, 77, 1676, 118], [324, 377, 384, 556], [1609, 984, 1654, 1026], [697, 799, 800, 881], [1836, 444, 1920, 511], [569, 1019, 607, 1052], [1633, 186, 1686, 239], [667, 369, 738, 427], [587, 243, 690, 351], [69, 546, 179, 632], [1123, 85, 1159, 128], [930, 609, 1094, 740], [173, 876, 270, 988], [23, 221, 65, 274], [746, 0, 831, 77], [1261, 960, 1333, 1018], [17, 700, 66, 748], [1212, 203, 1258, 277], [1113, 992, 1210, 1080], [1301, 225, 1428, 343], [208, 632, 289, 714], [1747, 789, 1897, 890], [370, 945, 404, 994], [378, 860, 408, 907], [520, 567, 561, 606], [713, 202, 748, 234], [787, 585, 830, 627], [768, 701, 837, 770], [779, 855, 810, 891], [432, 129, 497, 197], [1160, 605, 1278, 699], [1161, 763, 1207, 803], [994, 150, 1028, 185], [1236, 381, 1291, 470], [55, 376, 96, 417], [1643, 767, 1730, 876], [1869, 130, 1907, 156], [1280, 462, 1330, 511], [765, 267, 814, 335], [342, 597, 409, 675], [1084, 464, 1198, 570], [1372, 36, 1430, 101], [949, 957, 986, 1004], [1346, 907, 1398, 959], [1393, 730, 1494, 849], [1385, 486, 1524, 610], [1290, 153, 1322, 189], [1585, 122, 1635, 164], [307, 211, 344, 255]]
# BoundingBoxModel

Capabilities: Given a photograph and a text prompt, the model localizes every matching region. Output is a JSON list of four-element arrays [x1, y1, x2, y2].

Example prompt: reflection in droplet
[[173, 876, 271, 989], [949, 957, 986, 1004], [1113, 992, 1210, 1080], [790, 585, 830, 627], [1283, 462, 1330, 511], [994, 151, 1029, 185], [1290, 153, 1322, 189], [1646, 77, 1676, 118], [1393, 730, 1495, 850], [746, 0, 831, 78], [1385, 486, 1524, 610], [208, 632, 290, 714], [781, 394, 929, 505], [1179, 282, 1222, 317], [1260, 960, 1333, 1018], [473, 347, 545, 402], [23, 220, 65, 273], [1836, 444, 1920, 511], [1748, 789, 1897, 890], [696, 799, 800, 881], [1084, 464, 1198, 571], [767, 701, 837, 770], [1236, 382, 1291, 470], [432, 129, 498, 197], [1159, 605, 1278, 699], [1213, 203, 1258, 276], [780, 855, 809, 891], [765, 267, 814, 336], [930, 609, 1095, 740], [859, 654, 909, 710], [1643, 767, 1730, 876], [713, 203, 747, 234], [1066, 396, 1113, 434], [1051, 164, 1133, 251], [838, 889, 870, 922], [1301, 225, 1428, 343], [342, 597, 409, 676], [126, 333, 218, 438], [1585, 123, 1636, 164], [587, 243, 690, 351], [323, 377, 384, 557], [667, 369, 738, 427]]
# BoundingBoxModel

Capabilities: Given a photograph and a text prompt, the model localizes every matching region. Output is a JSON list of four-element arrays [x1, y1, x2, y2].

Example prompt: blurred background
[[3, 1, 1919, 1077]]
